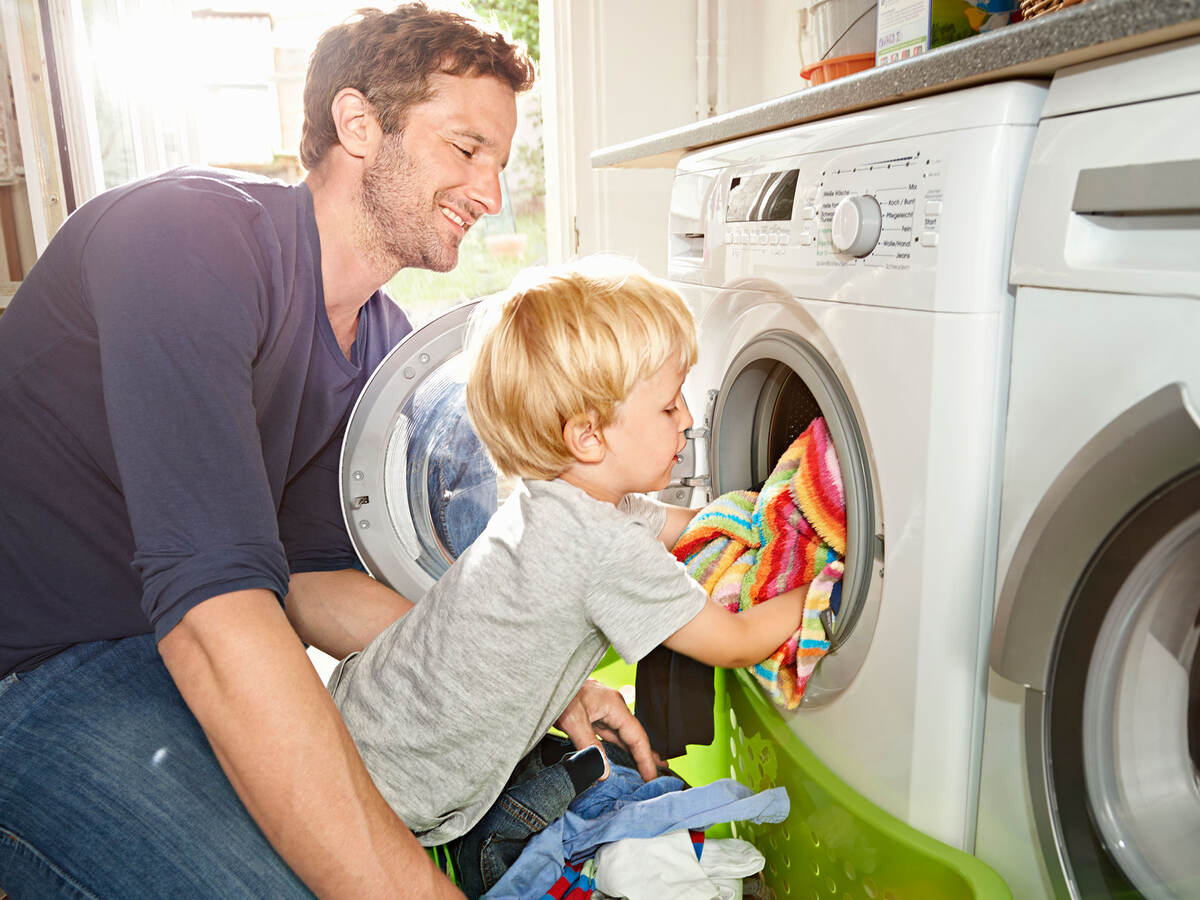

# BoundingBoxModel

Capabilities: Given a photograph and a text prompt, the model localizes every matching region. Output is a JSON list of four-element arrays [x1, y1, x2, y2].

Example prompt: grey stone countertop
[[591, 0, 1200, 169]]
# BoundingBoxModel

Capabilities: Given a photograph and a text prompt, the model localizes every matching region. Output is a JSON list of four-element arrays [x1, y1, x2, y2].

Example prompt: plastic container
[[590, 651, 1013, 899], [724, 668, 1011, 898], [801, 52, 877, 85], [799, 0, 878, 67]]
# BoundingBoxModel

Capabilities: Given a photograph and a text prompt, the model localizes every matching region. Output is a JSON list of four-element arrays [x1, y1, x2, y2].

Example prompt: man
[[0, 6, 657, 897]]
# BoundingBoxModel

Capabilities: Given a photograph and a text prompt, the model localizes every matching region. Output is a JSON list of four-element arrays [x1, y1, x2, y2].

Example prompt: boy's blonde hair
[[466, 259, 698, 480]]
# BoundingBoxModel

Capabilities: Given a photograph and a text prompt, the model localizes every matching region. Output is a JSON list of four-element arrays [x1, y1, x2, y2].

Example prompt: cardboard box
[[875, 0, 1017, 66]]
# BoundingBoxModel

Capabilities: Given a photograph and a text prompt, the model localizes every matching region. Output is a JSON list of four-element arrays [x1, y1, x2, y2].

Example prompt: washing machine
[[974, 37, 1200, 900], [657, 80, 1045, 852], [337, 81, 1045, 854]]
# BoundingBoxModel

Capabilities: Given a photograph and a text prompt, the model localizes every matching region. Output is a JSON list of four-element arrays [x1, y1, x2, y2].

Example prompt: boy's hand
[[555, 679, 663, 781]]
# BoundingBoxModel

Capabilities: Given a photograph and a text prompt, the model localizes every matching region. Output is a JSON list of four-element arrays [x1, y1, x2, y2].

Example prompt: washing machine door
[[341, 298, 705, 600], [340, 301, 504, 601], [701, 326, 883, 707], [1045, 467, 1200, 899]]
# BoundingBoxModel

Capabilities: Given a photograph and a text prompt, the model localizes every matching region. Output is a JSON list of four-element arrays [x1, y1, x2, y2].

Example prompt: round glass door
[[340, 301, 510, 600], [1047, 467, 1200, 899], [708, 329, 883, 706]]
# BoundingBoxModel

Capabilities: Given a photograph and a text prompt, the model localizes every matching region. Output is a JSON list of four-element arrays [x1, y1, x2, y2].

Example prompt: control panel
[[666, 80, 1046, 313], [719, 149, 946, 270]]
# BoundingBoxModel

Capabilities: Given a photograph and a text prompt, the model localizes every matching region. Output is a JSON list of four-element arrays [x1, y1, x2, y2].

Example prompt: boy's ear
[[563, 411, 606, 464]]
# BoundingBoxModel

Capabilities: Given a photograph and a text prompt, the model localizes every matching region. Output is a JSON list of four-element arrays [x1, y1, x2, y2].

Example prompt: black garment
[[634, 645, 715, 760]]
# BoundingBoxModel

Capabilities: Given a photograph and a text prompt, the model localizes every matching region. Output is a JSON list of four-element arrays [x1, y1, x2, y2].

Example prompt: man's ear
[[330, 87, 378, 161], [563, 411, 606, 464]]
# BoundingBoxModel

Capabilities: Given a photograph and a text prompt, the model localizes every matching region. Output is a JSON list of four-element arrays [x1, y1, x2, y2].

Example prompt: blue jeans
[[446, 736, 636, 899], [0, 633, 312, 898]]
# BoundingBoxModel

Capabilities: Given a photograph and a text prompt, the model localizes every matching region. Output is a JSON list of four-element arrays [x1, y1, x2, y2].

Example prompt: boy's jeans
[[447, 735, 634, 898]]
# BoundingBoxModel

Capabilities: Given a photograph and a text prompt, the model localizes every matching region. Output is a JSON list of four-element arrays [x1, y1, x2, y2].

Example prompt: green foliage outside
[[468, 0, 539, 62], [386, 210, 547, 326]]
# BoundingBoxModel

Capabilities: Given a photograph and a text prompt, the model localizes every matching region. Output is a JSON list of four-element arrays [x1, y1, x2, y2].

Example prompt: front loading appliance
[[975, 37, 1200, 900], [658, 80, 1046, 852], [336, 81, 1046, 854]]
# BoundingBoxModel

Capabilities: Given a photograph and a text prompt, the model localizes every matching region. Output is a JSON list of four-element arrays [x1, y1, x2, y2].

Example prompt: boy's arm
[[555, 679, 662, 781], [657, 504, 703, 550], [661, 589, 804, 668]]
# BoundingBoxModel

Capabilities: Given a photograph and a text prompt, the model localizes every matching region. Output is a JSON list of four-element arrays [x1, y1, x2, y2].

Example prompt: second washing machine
[[976, 36, 1200, 900]]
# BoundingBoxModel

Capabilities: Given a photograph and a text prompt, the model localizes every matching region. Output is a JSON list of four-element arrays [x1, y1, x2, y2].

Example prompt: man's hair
[[300, 3, 536, 170], [466, 259, 699, 481]]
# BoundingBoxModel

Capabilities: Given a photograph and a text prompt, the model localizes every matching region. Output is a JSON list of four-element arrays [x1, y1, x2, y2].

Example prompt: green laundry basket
[[591, 652, 1012, 900]]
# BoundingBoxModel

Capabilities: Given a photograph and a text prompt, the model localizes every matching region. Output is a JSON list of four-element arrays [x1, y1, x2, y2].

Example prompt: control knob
[[831, 194, 882, 257]]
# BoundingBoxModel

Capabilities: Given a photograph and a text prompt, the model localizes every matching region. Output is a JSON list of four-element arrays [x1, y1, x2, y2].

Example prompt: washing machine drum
[[340, 302, 504, 600], [704, 329, 883, 705]]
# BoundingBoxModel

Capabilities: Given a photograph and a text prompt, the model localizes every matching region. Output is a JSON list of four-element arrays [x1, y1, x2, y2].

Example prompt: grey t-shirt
[[329, 478, 708, 844]]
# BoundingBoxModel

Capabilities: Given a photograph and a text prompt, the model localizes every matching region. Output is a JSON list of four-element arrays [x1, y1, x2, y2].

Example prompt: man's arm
[[158, 589, 461, 900], [661, 589, 804, 669], [285, 568, 413, 660]]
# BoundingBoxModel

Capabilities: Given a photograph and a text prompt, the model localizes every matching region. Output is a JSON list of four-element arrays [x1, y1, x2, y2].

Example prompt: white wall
[[544, 0, 695, 275], [544, 0, 812, 276]]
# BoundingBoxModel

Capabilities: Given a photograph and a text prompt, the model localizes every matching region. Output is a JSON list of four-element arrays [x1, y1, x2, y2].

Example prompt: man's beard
[[357, 134, 461, 277]]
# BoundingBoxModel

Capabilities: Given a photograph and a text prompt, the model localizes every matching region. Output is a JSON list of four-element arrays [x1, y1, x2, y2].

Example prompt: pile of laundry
[[671, 417, 846, 709], [481, 763, 788, 899], [542, 830, 774, 900]]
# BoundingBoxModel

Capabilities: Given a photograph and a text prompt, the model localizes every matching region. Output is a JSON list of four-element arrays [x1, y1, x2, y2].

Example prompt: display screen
[[726, 169, 800, 222]]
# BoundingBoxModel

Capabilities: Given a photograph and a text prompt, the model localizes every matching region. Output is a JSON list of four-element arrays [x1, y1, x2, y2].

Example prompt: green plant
[[468, 0, 539, 62]]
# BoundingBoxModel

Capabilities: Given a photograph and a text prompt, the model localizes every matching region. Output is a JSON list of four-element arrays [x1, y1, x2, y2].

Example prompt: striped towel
[[672, 417, 846, 709]]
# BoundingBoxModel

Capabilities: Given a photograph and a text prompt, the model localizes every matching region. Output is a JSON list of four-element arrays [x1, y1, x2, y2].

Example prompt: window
[[3, 0, 545, 322]]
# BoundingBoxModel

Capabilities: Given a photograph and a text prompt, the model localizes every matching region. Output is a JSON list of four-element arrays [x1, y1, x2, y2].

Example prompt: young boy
[[330, 259, 805, 896]]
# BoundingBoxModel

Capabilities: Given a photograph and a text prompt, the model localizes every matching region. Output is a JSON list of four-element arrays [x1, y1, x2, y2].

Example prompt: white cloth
[[593, 829, 765, 899]]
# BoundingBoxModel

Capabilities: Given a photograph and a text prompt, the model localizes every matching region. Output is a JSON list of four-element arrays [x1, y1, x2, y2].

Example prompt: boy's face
[[601, 362, 693, 496]]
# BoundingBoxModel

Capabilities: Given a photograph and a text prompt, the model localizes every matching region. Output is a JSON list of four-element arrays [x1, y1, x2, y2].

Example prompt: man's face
[[357, 72, 518, 275]]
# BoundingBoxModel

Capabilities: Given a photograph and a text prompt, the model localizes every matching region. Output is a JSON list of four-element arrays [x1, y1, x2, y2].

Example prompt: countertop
[[591, 0, 1200, 170]]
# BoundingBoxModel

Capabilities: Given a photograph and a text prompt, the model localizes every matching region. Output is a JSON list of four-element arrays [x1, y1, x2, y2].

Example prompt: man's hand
[[555, 679, 662, 781]]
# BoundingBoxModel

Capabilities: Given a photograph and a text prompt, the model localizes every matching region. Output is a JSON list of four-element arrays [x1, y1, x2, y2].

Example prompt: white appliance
[[336, 78, 1046, 854], [654, 79, 1045, 851], [975, 37, 1200, 900]]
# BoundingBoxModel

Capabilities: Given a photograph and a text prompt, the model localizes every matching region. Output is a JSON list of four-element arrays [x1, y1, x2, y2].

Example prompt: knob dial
[[831, 195, 882, 257]]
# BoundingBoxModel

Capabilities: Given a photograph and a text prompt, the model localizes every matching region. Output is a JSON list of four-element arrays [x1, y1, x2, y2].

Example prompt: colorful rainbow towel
[[671, 417, 846, 709]]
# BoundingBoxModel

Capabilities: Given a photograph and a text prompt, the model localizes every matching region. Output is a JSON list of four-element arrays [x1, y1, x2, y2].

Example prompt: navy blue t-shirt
[[0, 168, 412, 675]]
